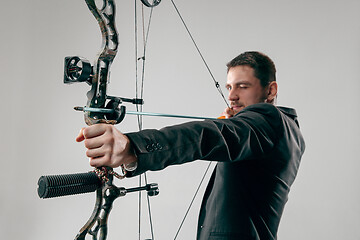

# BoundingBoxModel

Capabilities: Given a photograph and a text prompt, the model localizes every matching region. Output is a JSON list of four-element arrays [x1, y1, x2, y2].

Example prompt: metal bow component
[[63, 0, 144, 125], [39, 0, 229, 239], [38, 1, 162, 240], [63, 0, 160, 239], [83, 0, 118, 125], [37, 170, 159, 240], [74, 106, 217, 120], [140, 0, 161, 8], [64, 56, 92, 84], [74, 174, 159, 240]]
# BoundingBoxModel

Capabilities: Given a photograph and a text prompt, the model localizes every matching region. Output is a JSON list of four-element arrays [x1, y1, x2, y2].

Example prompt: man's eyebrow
[[237, 80, 252, 85], [225, 81, 252, 88]]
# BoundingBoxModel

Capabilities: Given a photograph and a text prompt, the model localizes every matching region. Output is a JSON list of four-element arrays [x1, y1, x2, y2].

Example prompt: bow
[[38, 1, 161, 239], [37, 0, 229, 239]]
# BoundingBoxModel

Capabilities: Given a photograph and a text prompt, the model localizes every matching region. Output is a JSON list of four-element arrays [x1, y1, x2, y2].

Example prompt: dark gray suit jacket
[[126, 103, 305, 239]]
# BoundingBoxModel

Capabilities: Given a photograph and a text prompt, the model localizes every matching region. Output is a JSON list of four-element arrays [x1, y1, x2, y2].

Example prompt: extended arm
[[126, 103, 281, 176], [77, 103, 282, 177]]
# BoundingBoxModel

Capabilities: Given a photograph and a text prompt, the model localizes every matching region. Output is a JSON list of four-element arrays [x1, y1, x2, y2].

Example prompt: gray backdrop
[[1, 0, 359, 239]]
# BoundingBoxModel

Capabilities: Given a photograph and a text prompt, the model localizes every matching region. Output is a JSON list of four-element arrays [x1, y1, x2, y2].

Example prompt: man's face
[[226, 65, 268, 114]]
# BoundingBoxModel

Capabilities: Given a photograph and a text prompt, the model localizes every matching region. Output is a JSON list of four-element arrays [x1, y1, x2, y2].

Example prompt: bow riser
[[85, 0, 119, 125]]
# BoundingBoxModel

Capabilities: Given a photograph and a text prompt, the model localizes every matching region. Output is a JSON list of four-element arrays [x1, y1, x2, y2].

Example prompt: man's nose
[[228, 89, 239, 101]]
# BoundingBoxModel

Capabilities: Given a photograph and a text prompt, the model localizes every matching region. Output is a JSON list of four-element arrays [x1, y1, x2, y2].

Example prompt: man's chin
[[232, 106, 244, 114]]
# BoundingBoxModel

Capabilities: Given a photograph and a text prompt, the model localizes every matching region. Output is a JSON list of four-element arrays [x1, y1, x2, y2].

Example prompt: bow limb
[[84, 0, 119, 125], [75, 176, 124, 240]]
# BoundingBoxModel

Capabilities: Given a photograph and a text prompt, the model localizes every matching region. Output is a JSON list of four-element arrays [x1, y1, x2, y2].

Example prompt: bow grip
[[37, 172, 102, 199]]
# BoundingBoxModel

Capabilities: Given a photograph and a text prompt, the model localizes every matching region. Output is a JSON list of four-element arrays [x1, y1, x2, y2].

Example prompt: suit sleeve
[[125, 103, 282, 176]]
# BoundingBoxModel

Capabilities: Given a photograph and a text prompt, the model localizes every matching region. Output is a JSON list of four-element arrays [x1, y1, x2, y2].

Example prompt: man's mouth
[[231, 104, 244, 112]]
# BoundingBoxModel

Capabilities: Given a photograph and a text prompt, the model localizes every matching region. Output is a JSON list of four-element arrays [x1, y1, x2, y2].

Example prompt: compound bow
[[38, 1, 161, 240], [37, 0, 228, 239]]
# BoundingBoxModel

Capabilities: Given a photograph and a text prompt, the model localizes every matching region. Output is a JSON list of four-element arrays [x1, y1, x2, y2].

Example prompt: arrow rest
[[105, 99, 126, 124]]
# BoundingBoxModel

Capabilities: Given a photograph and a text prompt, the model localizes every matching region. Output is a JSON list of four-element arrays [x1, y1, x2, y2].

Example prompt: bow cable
[[135, 1, 231, 239], [167, 1, 228, 238], [170, 0, 230, 109], [173, 162, 213, 240], [135, 1, 157, 240]]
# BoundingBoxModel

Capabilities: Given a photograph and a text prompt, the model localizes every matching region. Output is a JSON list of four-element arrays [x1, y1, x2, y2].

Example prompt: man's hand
[[221, 107, 236, 119], [76, 124, 137, 168]]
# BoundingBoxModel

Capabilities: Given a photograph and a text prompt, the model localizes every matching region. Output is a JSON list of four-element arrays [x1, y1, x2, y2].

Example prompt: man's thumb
[[76, 128, 86, 142]]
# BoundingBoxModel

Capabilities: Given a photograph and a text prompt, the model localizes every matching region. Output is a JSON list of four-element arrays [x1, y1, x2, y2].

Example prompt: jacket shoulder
[[236, 103, 283, 123]]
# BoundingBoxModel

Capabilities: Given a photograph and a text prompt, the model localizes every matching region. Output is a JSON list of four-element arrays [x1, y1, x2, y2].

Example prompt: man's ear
[[266, 81, 278, 103]]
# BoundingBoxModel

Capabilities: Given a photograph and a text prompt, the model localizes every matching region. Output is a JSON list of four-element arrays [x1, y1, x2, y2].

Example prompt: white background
[[1, 0, 360, 239]]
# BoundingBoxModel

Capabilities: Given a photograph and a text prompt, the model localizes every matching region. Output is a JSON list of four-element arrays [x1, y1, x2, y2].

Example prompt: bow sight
[[64, 56, 144, 125]]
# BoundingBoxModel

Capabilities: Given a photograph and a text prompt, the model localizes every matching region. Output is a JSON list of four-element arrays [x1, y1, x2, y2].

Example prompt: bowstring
[[170, 0, 230, 109], [173, 162, 213, 240], [135, 1, 230, 239], [135, 1, 156, 240], [168, 0, 229, 238]]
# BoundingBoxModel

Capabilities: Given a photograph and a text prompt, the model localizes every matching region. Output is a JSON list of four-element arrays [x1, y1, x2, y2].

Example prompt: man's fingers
[[84, 137, 104, 149], [86, 145, 107, 159], [76, 128, 86, 142], [222, 107, 235, 119], [76, 125, 105, 142], [83, 124, 108, 139], [89, 156, 105, 168], [225, 107, 235, 115], [88, 154, 114, 168]]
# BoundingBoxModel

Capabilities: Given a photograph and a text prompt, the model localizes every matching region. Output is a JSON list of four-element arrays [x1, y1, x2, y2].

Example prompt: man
[[76, 51, 305, 239]]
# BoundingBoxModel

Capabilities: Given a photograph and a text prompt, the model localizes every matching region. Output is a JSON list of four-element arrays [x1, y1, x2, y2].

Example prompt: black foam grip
[[37, 172, 102, 199]]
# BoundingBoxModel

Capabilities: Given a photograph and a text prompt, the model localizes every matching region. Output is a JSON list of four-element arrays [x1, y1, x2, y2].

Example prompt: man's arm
[[126, 103, 282, 176], [76, 103, 282, 176]]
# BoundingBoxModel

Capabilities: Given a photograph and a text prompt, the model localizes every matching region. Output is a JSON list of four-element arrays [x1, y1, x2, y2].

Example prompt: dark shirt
[[126, 103, 305, 239]]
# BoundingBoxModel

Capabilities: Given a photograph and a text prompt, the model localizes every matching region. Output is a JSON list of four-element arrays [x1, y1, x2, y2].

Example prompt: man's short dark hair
[[226, 51, 276, 87]]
